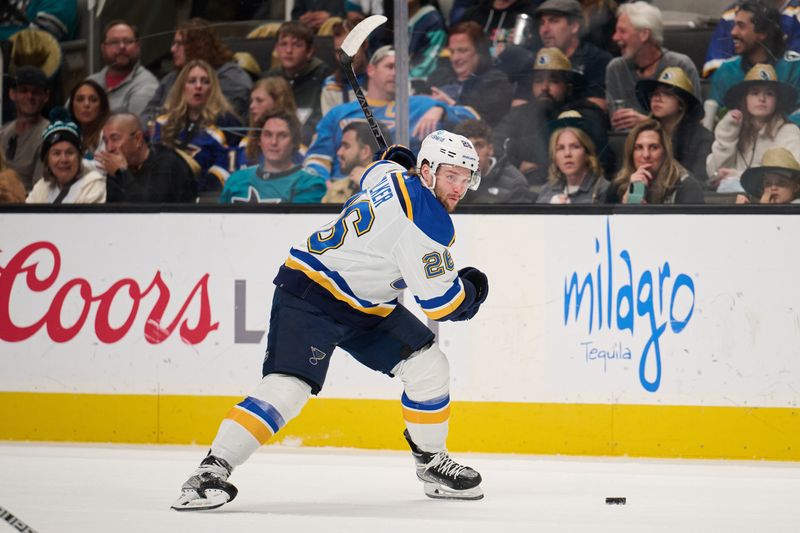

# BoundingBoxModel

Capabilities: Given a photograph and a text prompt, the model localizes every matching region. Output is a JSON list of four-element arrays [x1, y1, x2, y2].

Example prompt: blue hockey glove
[[377, 144, 416, 171], [458, 266, 489, 304]]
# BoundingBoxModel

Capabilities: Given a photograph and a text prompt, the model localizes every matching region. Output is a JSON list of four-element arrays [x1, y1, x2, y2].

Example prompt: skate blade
[[171, 489, 231, 511], [423, 482, 484, 501]]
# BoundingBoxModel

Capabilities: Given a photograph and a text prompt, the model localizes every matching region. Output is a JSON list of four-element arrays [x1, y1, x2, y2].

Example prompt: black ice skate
[[403, 429, 483, 500], [171, 454, 238, 511]]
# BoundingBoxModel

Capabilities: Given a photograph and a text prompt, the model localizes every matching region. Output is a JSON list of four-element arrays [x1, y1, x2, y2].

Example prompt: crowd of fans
[[1, 0, 800, 206]]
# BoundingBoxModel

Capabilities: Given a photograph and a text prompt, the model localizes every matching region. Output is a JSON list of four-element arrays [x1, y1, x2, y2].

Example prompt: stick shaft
[[339, 54, 389, 153]]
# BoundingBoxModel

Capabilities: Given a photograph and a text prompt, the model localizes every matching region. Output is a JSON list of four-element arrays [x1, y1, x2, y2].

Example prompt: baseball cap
[[12, 66, 48, 89]]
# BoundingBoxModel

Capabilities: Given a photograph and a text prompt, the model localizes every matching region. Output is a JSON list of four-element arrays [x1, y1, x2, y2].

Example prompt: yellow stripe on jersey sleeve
[[284, 257, 394, 317]]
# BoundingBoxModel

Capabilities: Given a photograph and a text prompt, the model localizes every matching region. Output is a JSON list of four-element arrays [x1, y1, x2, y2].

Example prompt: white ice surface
[[1, 443, 799, 533]]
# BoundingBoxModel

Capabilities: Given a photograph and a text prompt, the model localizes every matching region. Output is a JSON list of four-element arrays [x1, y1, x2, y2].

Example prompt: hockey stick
[[338, 15, 390, 153], [0, 504, 38, 533]]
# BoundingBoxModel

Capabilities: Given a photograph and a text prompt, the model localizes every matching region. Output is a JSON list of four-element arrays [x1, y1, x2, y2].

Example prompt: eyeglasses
[[104, 38, 137, 48], [6, 135, 17, 160]]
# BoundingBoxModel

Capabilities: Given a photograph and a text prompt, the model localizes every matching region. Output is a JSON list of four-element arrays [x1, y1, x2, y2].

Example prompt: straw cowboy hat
[[549, 110, 603, 152], [533, 47, 585, 87], [636, 66, 703, 122], [724, 63, 798, 115], [741, 147, 800, 198], [9, 28, 63, 79]]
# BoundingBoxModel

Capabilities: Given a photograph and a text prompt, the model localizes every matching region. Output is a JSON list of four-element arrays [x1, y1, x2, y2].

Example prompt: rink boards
[[1, 209, 799, 460]]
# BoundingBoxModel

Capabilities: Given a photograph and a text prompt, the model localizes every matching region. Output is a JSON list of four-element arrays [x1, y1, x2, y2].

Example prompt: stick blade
[[340, 15, 387, 58]]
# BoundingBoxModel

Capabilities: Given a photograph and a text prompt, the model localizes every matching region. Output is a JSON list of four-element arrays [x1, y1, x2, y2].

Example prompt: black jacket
[[106, 144, 197, 203], [426, 64, 514, 126], [492, 97, 611, 184], [673, 119, 714, 184]]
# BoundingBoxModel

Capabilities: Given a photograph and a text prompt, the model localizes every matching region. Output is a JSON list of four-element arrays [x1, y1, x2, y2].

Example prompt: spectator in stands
[[153, 60, 242, 193], [407, 0, 448, 80], [493, 47, 610, 186], [0, 66, 49, 190], [453, 119, 532, 203], [143, 18, 252, 125], [68, 80, 110, 161], [335, 121, 380, 184], [607, 119, 703, 204], [704, 1, 800, 130], [323, 121, 383, 203], [292, 0, 345, 32], [460, 0, 539, 58], [304, 46, 479, 178], [0, 0, 77, 41], [238, 77, 300, 169], [740, 147, 800, 204], [537, 110, 609, 203], [220, 110, 326, 203], [26, 117, 106, 203], [96, 112, 196, 203], [533, 0, 612, 111], [86, 20, 159, 116], [703, 0, 800, 79], [266, 21, 331, 141], [426, 22, 514, 126], [606, 1, 702, 131], [321, 21, 368, 116], [0, 169, 27, 203], [636, 67, 713, 183], [707, 64, 800, 193]]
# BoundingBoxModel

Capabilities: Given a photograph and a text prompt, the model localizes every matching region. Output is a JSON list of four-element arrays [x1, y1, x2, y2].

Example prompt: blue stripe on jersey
[[289, 248, 397, 311], [401, 392, 450, 411], [414, 278, 463, 310], [238, 396, 285, 434], [390, 172, 413, 220], [403, 177, 456, 247]]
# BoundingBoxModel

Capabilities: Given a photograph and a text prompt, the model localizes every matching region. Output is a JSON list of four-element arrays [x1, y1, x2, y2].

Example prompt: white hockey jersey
[[274, 161, 472, 328]]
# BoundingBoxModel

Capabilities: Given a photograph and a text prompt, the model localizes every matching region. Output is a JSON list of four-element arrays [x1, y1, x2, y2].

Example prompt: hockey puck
[[605, 497, 626, 505]]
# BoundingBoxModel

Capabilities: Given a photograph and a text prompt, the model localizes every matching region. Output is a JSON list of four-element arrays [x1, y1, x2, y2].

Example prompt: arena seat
[[661, 11, 718, 76]]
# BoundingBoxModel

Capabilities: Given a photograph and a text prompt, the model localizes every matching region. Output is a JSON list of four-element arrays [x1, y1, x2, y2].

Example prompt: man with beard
[[605, 1, 701, 132], [322, 121, 387, 203], [86, 20, 158, 116], [493, 47, 610, 189], [532, 0, 612, 112], [703, 0, 800, 78], [704, 1, 800, 129]]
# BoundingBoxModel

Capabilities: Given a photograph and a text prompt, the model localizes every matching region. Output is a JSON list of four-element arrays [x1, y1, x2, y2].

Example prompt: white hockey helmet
[[416, 130, 481, 197]]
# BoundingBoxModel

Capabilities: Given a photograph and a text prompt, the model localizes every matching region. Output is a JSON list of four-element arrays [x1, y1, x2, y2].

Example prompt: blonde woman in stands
[[152, 59, 241, 193], [707, 64, 800, 193], [607, 119, 703, 204], [537, 111, 609, 204], [236, 77, 300, 169]]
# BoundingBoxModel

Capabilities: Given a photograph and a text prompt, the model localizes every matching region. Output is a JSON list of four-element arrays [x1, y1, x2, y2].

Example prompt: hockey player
[[172, 130, 490, 511]]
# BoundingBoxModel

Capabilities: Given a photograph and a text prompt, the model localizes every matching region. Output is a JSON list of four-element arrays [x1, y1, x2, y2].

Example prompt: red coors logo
[[0, 241, 218, 344]]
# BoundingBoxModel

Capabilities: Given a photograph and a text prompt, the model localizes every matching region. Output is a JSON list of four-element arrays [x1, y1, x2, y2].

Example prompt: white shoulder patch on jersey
[[361, 160, 406, 190]]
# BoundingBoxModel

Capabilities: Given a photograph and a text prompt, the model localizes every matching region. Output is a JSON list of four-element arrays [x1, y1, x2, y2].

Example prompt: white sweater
[[706, 112, 800, 181]]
